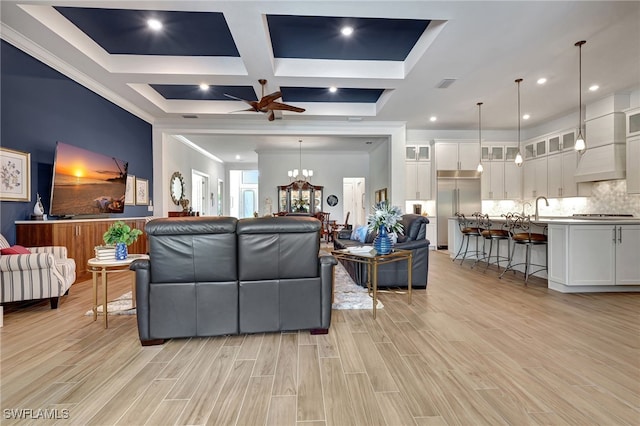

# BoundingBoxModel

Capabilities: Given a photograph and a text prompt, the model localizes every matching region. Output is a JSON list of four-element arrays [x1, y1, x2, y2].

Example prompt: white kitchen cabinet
[[481, 161, 504, 200], [426, 217, 437, 250], [547, 151, 578, 198], [405, 161, 431, 200], [565, 225, 640, 286], [627, 136, 640, 194], [435, 141, 479, 170], [626, 107, 640, 194], [523, 157, 547, 198], [503, 162, 522, 199], [406, 145, 430, 161]]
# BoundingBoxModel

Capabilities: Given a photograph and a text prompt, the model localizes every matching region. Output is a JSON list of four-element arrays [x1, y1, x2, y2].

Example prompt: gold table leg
[[101, 266, 108, 328], [372, 259, 378, 319], [92, 269, 98, 322]]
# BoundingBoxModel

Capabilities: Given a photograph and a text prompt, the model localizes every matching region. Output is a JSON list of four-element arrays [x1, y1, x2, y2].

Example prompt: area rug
[[85, 257, 382, 315], [85, 292, 135, 316]]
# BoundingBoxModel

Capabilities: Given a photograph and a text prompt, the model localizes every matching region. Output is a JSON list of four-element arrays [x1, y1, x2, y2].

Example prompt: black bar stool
[[452, 212, 484, 265], [473, 213, 511, 271], [500, 213, 548, 283]]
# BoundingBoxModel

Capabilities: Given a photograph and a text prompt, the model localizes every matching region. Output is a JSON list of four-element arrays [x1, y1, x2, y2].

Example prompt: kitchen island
[[448, 216, 640, 293]]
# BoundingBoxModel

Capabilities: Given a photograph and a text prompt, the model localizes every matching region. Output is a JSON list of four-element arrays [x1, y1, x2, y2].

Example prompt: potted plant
[[103, 221, 143, 260]]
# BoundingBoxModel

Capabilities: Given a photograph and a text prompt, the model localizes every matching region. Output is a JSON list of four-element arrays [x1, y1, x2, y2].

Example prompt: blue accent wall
[[0, 40, 153, 244]]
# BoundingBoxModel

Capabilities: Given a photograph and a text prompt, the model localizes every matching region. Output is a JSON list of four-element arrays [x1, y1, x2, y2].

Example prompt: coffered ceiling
[[2, 1, 639, 162]]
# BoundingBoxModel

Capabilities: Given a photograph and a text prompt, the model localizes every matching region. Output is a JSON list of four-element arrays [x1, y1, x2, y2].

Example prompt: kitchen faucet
[[522, 202, 531, 216], [534, 196, 549, 221]]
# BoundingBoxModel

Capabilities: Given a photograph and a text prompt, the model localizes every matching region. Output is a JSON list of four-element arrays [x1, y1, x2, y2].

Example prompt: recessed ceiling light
[[147, 19, 163, 31], [429, 116, 437, 122], [341, 26, 354, 36], [523, 114, 531, 120], [199, 84, 209, 91], [235, 155, 241, 160], [589, 85, 599, 91], [537, 78, 547, 85], [329, 86, 337, 93]]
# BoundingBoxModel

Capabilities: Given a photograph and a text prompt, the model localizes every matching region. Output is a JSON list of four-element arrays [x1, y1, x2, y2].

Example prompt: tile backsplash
[[483, 180, 640, 217]]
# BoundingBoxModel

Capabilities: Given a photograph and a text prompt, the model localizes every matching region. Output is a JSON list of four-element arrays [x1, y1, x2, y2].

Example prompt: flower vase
[[115, 242, 128, 260], [373, 225, 392, 255]]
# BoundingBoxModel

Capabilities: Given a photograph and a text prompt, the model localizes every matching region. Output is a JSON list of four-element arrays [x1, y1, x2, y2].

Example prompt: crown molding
[[1, 22, 155, 124]]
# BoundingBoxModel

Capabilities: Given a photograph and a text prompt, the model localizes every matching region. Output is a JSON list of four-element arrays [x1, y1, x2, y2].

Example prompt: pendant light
[[574, 40, 587, 153], [514, 78, 524, 167], [476, 102, 484, 173], [287, 139, 313, 183]]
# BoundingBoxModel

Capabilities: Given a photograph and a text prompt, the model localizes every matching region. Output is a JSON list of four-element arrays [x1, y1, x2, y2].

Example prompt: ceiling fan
[[225, 79, 305, 121]]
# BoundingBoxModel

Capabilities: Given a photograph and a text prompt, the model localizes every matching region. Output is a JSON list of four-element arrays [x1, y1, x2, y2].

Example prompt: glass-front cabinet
[[278, 181, 323, 213]]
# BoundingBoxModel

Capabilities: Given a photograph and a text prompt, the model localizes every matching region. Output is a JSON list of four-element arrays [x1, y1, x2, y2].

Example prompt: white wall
[[160, 134, 226, 216], [258, 151, 370, 224]]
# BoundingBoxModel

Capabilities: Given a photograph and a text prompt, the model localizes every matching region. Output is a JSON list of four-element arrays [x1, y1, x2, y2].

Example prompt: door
[[616, 225, 640, 285], [191, 170, 209, 215], [569, 225, 616, 286], [343, 177, 365, 227]]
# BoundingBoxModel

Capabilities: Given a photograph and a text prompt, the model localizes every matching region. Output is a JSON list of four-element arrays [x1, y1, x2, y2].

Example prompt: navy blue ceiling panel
[[281, 87, 384, 103], [150, 84, 257, 101], [267, 15, 430, 61], [54, 7, 239, 56]]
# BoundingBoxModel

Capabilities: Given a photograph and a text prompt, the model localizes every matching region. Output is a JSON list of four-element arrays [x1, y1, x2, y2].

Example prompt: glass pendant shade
[[476, 101, 483, 174], [514, 78, 523, 167], [287, 140, 313, 181], [574, 40, 587, 153], [514, 152, 523, 166]]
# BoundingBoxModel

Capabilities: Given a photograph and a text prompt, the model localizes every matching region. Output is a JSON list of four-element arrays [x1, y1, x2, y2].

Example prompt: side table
[[87, 254, 148, 328], [331, 248, 412, 318]]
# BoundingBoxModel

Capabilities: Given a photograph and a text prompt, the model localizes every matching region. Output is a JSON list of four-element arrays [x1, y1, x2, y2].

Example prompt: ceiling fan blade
[[266, 101, 305, 113], [224, 94, 260, 111], [228, 107, 256, 114], [257, 91, 283, 109]]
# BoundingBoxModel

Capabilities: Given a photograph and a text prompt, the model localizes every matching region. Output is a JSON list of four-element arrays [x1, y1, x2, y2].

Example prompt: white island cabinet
[[548, 223, 640, 292]]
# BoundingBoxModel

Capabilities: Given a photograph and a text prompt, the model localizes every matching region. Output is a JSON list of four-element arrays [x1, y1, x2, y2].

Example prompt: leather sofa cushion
[[146, 217, 238, 282], [237, 217, 320, 281]]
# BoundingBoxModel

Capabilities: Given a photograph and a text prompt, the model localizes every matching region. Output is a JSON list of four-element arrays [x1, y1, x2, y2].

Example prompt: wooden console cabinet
[[16, 218, 149, 280]]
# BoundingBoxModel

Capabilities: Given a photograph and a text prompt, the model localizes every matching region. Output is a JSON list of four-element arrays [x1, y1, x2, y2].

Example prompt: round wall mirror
[[170, 171, 185, 205]]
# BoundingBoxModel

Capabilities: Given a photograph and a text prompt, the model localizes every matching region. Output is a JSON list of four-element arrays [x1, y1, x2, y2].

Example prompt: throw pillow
[[1, 245, 31, 255], [354, 225, 368, 243]]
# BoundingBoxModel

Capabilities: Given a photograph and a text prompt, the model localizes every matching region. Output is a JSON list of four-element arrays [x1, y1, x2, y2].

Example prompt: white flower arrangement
[[367, 201, 404, 233]]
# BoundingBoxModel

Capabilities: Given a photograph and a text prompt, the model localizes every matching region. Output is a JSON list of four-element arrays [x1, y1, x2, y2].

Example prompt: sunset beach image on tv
[[50, 142, 128, 216]]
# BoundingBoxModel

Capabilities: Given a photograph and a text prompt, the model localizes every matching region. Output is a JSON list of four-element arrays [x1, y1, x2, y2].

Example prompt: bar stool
[[452, 212, 484, 265], [499, 213, 548, 283], [472, 214, 511, 271]]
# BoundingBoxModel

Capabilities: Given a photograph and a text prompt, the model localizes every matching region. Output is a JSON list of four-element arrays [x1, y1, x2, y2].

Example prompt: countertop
[[450, 216, 640, 225]]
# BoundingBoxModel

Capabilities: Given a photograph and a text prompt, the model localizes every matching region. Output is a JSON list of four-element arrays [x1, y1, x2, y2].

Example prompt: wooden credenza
[[16, 218, 149, 280]]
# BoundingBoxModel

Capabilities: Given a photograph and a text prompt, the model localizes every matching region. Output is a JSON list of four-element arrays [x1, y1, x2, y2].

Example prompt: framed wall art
[[135, 177, 149, 205], [125, 174, 135, 205], [0, 147, 31, 202]]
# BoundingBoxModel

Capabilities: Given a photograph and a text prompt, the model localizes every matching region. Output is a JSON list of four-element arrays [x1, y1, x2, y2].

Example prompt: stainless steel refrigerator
[[436, 170, 482, 249]]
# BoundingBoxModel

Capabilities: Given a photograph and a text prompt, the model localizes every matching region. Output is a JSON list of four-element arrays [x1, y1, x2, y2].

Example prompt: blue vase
[[373, 225, 392, 255], [115, 242, 128, 260]]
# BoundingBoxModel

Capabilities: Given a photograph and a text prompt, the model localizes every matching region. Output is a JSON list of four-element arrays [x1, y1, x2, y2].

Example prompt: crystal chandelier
[[288, 139, 313, 182]]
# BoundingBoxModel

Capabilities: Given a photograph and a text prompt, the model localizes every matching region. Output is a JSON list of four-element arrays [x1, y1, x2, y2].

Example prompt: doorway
[[230, 170, 259, 218], [191, 170, 209, 216], [343, 177, 366, 227]]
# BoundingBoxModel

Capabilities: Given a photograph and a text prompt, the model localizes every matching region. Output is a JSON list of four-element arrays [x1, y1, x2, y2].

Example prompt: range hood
[[574, 143, 626, 182], [574, 106, 627, 183]]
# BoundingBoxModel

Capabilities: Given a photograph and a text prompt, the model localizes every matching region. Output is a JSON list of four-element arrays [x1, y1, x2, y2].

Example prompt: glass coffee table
[[331, 247, 412, 318]]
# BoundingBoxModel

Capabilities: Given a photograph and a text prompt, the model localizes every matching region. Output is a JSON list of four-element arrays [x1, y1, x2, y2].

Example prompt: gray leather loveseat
[[131, 216, 337, 345], [333, 214, 430, 289]]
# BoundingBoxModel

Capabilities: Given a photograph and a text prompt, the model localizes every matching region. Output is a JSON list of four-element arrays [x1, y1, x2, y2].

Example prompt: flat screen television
[[50, 142, 128, 217]]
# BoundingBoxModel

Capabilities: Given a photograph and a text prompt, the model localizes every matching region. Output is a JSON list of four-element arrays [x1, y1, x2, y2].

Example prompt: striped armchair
[[0, 234, 76, 309]]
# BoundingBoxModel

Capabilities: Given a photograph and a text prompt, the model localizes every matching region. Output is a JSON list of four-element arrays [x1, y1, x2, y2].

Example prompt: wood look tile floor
[[1, 250, 639, 425]]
